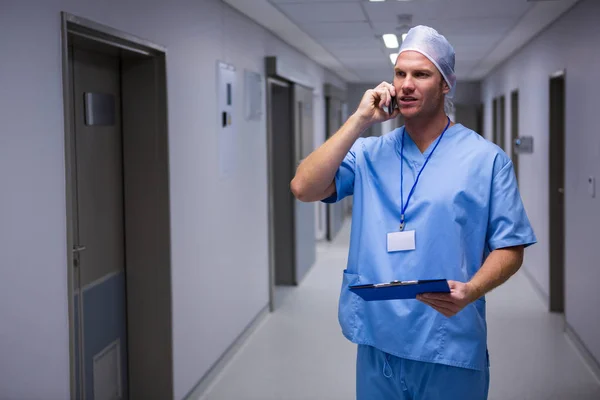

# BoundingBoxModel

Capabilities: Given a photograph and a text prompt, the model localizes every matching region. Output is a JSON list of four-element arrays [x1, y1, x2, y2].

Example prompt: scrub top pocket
[[339, 270, 361, 341]]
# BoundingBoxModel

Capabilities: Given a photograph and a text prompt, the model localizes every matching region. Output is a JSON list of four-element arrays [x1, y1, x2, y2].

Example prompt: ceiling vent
[[395, 14, 413, 33]]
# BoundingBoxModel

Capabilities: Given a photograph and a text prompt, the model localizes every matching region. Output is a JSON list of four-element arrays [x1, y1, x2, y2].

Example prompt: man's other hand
[[416, 280, 479, 318]]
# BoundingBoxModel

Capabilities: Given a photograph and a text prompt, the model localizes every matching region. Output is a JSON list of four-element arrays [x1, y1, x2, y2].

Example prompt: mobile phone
[[387, 96, 398, 115]]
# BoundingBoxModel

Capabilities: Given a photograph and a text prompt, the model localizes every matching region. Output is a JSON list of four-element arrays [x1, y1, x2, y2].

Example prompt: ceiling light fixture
[[389, 53, 398, 65], [382, 34, 399, 48]]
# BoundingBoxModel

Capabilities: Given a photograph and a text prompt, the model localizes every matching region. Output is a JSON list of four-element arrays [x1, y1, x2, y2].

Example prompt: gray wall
[[453, 81, 482, 131], [453, 81, 481, 105], [0, 0, 343, 398], [454, 104, 479, 132], [481, 0, 599, 365]]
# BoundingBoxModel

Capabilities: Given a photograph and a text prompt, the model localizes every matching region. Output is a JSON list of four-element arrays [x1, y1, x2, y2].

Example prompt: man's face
[[393, 51, 449, 120]]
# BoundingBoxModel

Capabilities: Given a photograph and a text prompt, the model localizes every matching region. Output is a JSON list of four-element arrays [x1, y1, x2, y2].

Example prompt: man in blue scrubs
[[291, 25, 536, 399]]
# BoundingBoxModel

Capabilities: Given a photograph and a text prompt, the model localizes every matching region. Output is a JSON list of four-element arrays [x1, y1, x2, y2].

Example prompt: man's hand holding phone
[[354, 81, 399, 129]]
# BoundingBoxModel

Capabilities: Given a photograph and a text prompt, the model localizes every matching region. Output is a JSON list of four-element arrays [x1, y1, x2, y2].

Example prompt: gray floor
[[199, 219, 600, 400]]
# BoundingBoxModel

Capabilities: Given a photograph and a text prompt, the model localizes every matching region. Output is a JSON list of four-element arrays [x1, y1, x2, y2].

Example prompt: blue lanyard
[[399, 117, 451, 231]]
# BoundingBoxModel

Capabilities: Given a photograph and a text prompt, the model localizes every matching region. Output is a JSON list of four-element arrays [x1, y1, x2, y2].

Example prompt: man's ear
[[442, 80, 450, 95]]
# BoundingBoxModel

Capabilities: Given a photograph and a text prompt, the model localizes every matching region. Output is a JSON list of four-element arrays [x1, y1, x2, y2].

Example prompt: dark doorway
[[549, 72, 566, 313], [511, 90, 520, 183], [492, 97, 498, 144], [266, 78, 295, 310], [498, 95, 506, 151]]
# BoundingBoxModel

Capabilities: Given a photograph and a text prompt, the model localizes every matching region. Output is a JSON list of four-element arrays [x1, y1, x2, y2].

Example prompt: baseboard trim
[[183, 305, 270, 400], [520, 265, 549, 309], [565, 323, 600, 385]]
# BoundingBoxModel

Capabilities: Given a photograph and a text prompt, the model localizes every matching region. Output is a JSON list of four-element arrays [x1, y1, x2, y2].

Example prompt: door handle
[[557, 188, 564, 194], [72, 245, 86, 253]]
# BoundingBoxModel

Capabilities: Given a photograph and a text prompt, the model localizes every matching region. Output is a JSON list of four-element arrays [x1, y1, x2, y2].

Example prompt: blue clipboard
[[349, 279, 450, 301]]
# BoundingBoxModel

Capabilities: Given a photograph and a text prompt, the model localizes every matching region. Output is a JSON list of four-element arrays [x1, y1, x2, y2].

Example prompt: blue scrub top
[[323, 123, 537, 371]]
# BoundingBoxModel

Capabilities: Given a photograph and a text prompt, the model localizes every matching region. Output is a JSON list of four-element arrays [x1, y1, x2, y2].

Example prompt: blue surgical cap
[[398, 25, 456, 98]]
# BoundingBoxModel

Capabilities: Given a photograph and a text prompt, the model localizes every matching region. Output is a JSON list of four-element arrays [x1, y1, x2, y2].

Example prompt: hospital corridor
[[2, 0, 600, 399], [197, 219, 600, 400]]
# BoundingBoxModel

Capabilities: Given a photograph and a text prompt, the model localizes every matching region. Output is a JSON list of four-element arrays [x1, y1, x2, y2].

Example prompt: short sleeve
[[321, 138, 364, 204], [486, 160, 537, 251]]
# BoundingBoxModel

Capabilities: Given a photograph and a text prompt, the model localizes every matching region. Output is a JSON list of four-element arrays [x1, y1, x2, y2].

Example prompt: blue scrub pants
[[357, 345, 489, 400]]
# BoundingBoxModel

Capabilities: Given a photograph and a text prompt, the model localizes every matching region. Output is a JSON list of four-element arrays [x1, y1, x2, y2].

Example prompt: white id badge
[[387, 230, 416, 252]]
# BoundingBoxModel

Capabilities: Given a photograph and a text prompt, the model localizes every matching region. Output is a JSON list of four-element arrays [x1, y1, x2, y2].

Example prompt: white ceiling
[[223, 0, 580, 83]]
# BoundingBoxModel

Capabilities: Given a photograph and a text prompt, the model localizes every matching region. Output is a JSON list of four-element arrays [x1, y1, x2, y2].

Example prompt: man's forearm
[[290, 114, 369, 202], [466, 246, 524, 302]]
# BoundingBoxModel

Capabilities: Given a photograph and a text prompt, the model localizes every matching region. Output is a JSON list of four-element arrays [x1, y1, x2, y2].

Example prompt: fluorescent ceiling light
[[402, 33, 408, 41], [389, 53, 398, 64], [369, 0, 385, 2], [382, 34, 399, 48]]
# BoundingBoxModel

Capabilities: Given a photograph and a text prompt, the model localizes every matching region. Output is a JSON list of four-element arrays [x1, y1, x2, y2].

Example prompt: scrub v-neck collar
[[396, 123, 460, 162]]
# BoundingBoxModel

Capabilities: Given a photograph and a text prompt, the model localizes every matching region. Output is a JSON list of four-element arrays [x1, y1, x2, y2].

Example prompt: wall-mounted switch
[[514, 136, 533, 154]]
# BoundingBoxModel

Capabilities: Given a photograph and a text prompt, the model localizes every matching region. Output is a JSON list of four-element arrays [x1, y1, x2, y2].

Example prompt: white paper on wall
[[244, 69, 263, 121]]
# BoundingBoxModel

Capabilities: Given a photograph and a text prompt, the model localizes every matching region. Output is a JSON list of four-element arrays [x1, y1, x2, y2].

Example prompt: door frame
[[476, 103, 484, 136], [549, 69, 566, 313], [492, 97, 498, 144], [61, 12, 170, 399], [265, 76, 292, 312], [510, 90, 519, 183], [265, 57, 316, 309], [498, 95, 506, 151]]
